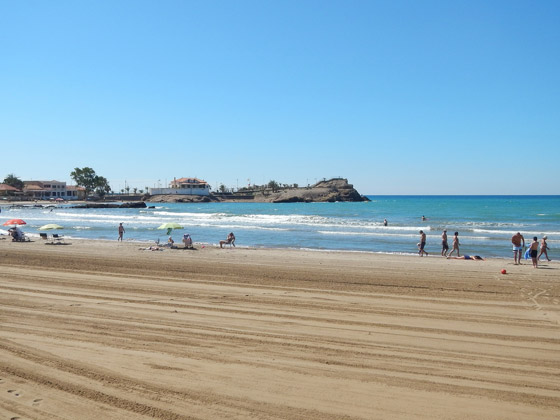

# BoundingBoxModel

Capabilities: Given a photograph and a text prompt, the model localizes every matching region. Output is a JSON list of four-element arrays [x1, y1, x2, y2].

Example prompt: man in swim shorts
[[418, 230, 428, 257], [529, 236, 539, 268], [441, 230, 449, 257], [511, 232, 525, 265]]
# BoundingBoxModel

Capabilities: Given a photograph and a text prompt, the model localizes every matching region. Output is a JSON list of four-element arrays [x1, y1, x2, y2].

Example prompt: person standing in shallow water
[[118, 223, 125, 241], [511, 232, 525, 265], [418, 230, 428, 257], [441, 230, 449, 257]]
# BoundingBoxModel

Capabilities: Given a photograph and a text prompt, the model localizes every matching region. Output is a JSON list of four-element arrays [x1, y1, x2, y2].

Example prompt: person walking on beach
[[511, 232, 525, 265], [118, 223, 125, 242], [448, 232, 460, 257], [538, 235, 551, 261], [441, 230, 449, 257], [529, 236, 539, 268], [418, 230, 428, 257]]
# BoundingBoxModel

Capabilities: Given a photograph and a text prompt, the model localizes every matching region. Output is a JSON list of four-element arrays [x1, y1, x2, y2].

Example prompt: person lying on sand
[[447, 255, 484, 260], [140, 246, 163, 251]]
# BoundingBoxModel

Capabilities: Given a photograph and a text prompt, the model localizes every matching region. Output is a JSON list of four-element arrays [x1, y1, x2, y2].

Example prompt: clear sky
[[1, 0, 559, 195]]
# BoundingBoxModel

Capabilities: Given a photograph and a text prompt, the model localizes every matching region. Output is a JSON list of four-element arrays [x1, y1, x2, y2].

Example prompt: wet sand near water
[[1, 238, 559, 419]]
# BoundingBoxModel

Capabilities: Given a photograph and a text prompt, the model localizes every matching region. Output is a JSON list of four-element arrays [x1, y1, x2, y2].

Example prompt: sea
[[1, 196, 558, 259]]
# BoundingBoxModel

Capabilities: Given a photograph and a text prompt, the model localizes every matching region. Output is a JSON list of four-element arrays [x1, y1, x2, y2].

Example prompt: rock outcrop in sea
[[71, 202, 147, 209]]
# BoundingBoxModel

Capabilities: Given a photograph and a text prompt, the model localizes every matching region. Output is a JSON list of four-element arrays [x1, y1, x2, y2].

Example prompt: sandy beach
[[0, 238, 559, 419]]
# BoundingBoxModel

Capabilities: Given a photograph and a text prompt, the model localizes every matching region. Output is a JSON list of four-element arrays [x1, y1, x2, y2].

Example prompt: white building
[[23, 180, 84, 200], [149, 177, 211, 196]]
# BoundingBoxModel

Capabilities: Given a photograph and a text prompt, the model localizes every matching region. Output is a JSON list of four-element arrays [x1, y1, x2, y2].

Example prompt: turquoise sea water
[[1, 196, 559, 259]]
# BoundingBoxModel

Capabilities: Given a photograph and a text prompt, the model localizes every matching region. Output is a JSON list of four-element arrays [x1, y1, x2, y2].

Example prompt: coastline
[[1, 238, 558, 419], [1, 195, 558, 259]]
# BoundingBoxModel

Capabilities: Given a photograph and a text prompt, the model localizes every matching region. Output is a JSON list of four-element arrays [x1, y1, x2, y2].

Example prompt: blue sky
[[1, 0, 559, 194]]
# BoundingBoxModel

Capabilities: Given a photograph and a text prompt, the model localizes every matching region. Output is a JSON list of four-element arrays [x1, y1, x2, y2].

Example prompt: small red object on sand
[[501, 269, 507, 274]]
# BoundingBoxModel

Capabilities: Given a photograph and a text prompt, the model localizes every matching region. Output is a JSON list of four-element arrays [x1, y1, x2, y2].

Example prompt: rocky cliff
[[253, 178, 369, 203]]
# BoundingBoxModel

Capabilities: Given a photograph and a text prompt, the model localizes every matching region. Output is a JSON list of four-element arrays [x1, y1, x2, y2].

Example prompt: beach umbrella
[[3, 219, 26, 227], [157, 223, 183, 230], [38, 224, 64, 230], [157, 222, 183, 236]]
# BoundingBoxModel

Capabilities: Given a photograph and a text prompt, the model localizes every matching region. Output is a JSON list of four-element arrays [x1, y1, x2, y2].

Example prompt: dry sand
[[0, 238, 559, 419]]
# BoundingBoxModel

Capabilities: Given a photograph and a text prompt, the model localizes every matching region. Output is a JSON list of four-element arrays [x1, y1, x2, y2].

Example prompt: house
[[0, 184, 21, 197], [23, 180, 85, 200], [149, 177, 211, 196]]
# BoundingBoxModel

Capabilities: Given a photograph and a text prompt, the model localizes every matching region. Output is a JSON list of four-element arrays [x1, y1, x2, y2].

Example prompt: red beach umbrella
[[3, 219, 26, 226]]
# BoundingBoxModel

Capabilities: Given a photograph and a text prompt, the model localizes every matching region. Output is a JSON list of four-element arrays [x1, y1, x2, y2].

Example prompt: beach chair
[[53, 234, 65, 243]]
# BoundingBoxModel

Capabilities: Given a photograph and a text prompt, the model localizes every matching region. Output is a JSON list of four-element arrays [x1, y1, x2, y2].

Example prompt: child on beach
[[530, 237, 539, 268]]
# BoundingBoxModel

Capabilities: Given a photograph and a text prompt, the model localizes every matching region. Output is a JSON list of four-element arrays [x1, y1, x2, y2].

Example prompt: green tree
[[94, 176, 111, 198], [3, 174, 24, 190], [267, 180, 279, 192], [70, 167, 111, 197], [219, 184, 227, 193]]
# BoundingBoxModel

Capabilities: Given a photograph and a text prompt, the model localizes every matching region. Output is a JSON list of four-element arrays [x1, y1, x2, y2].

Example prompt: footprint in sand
[[11, 417, 21, 420], [32, 398, 43, 406], [7, 389, 22, 397]]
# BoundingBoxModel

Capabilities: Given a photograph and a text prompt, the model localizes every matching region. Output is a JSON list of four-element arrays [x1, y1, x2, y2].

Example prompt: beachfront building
[[149, 177, 211, 196], [23, 180, 85, 200], [0, 184, 21, 197]]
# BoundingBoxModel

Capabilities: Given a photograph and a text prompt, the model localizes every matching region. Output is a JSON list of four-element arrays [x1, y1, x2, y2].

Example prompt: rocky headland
[[146, 178, 370, 203]]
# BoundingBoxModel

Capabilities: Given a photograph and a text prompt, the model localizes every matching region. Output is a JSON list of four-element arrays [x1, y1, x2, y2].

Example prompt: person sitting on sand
[[182, 233, 193, 249], [9, 227, 24, 241], [220, 232, 235, 248], [447, 255, 485, 260], [167, 236, 174, 247]]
